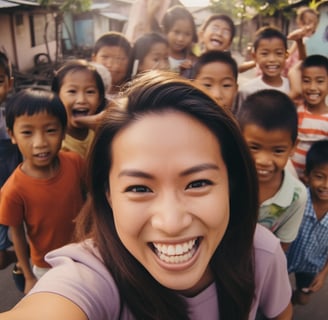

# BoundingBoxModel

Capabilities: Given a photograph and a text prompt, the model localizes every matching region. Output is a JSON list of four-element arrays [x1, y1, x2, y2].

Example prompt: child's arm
[[11, 223, 37, 294], [309, 259, 328, 292]]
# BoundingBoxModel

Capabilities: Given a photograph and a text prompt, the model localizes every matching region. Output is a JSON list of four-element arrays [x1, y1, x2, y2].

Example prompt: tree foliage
[[209, 0, 290, 19], [38, 0, 91, 13]]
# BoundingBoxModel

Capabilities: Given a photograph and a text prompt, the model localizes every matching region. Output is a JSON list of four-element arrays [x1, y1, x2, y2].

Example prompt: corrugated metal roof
[[0, 0, 19, 8], [100, 11, 128, 21], [6, 0, 39, 6]]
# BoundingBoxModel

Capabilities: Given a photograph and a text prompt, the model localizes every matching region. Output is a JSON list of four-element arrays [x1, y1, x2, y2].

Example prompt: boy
[[0, 89, 85, 293], [193, 50, 238, 112], [237, 89, 307, 252], [91, 32, 131, 98], [287, 140, 328, 305], [237, 26, 290, 112], [291, 54, 328, 180], [0, 51, 20, 270]]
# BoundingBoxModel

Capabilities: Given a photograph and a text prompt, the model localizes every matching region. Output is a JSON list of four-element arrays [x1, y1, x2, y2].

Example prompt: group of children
[[0, 3, 327, 319]]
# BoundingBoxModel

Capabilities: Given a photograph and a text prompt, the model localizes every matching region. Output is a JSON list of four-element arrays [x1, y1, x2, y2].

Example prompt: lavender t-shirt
[[29, 224, 291, 319]]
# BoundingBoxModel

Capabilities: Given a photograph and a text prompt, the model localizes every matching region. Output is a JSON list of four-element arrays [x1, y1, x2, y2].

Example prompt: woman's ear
[[106, 190, 112, 207]]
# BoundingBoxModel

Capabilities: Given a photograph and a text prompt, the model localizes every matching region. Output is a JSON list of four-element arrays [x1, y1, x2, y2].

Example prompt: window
[[29, 13, 56, 47]]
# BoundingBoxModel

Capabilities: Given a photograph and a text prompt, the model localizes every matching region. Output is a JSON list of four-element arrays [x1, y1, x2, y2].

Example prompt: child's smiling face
[[200, 19, 232, 52]]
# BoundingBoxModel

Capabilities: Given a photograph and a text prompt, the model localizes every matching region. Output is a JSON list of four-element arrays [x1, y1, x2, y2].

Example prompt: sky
[[180, 0, 210, 7]]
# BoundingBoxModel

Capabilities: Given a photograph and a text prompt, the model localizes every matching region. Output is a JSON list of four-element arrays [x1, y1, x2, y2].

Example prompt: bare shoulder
[[0, 293, 88, 320]]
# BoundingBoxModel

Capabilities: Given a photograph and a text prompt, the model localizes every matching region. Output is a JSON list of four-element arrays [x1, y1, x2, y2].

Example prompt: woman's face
[[108, 111, 230, 295]]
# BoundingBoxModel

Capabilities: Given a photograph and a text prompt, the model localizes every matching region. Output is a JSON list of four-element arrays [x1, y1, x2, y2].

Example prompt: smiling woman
[[0, 71, 292, 320]]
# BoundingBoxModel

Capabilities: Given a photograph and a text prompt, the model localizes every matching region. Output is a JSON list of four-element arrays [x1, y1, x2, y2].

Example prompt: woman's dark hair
[[162, 5, 198, 43], [201, 14, 236, 42], [51, 59, 106, 112], [77, 71, 258, 320], [6, 89, 67, 131]]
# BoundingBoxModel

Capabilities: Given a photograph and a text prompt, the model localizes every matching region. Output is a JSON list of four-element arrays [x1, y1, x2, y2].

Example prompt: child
[[237, 26, 290, 112], [161, 5, 198, 78], [0, 89, 86, 294], [51, 59, 106, 158], [129, 32, 169, 77], [91, 32, 131, 98], [0, 72, 292, 320], [0, 51, 20, 270], [193, 50, 238, 112], [198, 14, 235, 53], [291, 55, 328, 179], [287, 140, 328, 306], [238, 89, 307, 252]]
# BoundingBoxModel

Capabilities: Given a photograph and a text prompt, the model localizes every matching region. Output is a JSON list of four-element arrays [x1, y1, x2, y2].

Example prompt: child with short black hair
[[287, 140, 328, 305], [0, 89, 86, 293], [0, 51, 20, 270], [291, 54, 328, 180], [92, 32, 132, 97], [238, 89, 307, 252], [237, 26, 290, 112], [193, 50, 238, 112]]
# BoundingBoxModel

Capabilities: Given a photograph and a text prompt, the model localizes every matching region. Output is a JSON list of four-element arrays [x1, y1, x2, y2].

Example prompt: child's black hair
[[92, 31, 131, 57], [301, 54, 328, 74], [0, 51, 12, 78], [305, 140, 328, 174], [6, 89, 67, 131], [162, 5, 198, 43], [192, 50, 238, 80], [237, 89, 298, 144], [253, 26, 287, 51]]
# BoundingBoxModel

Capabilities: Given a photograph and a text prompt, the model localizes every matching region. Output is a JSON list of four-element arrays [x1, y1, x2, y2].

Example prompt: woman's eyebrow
[[118, 170, 154, 179], [180, 163, 219, 177]]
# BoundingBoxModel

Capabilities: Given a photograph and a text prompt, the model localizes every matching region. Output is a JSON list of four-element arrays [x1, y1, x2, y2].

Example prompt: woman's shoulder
[[29, 241, 122, 320]]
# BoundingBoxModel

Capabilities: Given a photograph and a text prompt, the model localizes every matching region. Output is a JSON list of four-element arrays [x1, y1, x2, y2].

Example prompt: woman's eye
[[125, 185, 151, 193], [186, 180, 212, 189]]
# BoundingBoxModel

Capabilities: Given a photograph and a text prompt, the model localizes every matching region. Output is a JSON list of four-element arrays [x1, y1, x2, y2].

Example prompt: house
[[0, 0, 57, 71]]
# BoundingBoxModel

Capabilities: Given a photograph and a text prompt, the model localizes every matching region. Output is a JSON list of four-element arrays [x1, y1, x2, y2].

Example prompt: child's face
[[58, 70, 100, 132], [138, 43, 169, 73], [9, 111, 64, 175], [0, 67, 13, 104], [194, 61, 237, 109], [108, 111, 229, 294], [301, 66, 328, 108], [200, 19, 232, 52], [253, 38, 287, 80], [93, 45, 129, 88], [166, 18, 194, 55], [243, 124, 294, 184], [307, 163, 328, 202], [301, 12, 318, 36]]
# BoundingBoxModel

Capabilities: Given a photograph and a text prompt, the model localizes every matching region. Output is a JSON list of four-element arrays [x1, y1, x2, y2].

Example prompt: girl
[[51, 60, 106, 158], [162, 5, 198, 77], [0, 72, 292, 320], [129, 32, 169, 77]]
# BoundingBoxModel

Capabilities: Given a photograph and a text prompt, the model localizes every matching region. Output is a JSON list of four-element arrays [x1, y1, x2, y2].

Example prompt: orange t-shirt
[[0, 151, 85, 267]]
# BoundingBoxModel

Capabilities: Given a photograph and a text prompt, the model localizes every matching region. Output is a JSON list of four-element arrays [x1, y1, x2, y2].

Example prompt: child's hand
[[287, 26, 311, 41], [309, 271, 327, 292], [74, 111, 106, 130], [180, 59, 193, 71]]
